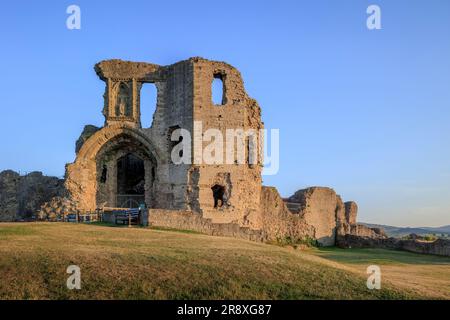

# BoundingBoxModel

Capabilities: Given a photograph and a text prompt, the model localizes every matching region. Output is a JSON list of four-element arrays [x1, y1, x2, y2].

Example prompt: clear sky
[[0, 0, 449, 227]]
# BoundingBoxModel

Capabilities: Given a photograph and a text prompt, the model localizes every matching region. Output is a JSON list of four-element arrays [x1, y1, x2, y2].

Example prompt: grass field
[[315, 247, 450, 299], [0, 222, 448, 300]]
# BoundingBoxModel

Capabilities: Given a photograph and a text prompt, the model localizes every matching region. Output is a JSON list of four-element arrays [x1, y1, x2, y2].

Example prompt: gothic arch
[[75, 124, 164, 164], [66, 124, 164, 210]]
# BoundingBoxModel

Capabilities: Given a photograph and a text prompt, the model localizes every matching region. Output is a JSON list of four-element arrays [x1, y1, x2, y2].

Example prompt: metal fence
[[116, 194, 145, 208]]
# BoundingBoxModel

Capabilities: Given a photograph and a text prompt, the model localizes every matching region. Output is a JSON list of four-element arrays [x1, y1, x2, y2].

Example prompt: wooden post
[[128, 213, 131, 228]]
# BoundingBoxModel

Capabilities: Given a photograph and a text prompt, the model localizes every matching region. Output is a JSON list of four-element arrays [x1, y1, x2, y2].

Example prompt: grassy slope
[[0, 223, 444, 300], [315, 247, 450, 299]]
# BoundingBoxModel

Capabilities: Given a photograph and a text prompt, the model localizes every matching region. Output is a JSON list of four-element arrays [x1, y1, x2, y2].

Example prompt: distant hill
[[361, 223, 450, 238]]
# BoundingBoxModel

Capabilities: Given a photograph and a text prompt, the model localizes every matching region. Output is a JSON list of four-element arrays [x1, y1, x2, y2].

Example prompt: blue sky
[[0, 0, 449, 227]]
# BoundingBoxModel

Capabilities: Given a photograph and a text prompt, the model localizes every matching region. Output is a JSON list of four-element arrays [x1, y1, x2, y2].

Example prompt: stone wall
[[337, 234, 450, 257], [281, 186, 388, 246], [346, 224, 386, 238], [344, 201, 358, 225], [0, 170, 66, 221], [401, 239, 450, 256], [75, 125, 100, 154], [286, 187, 343, 246], [191, 58, 263, 229], [148, 209, 265, 242], [259, 186, 315, 243], [146, 186, 385, 248]]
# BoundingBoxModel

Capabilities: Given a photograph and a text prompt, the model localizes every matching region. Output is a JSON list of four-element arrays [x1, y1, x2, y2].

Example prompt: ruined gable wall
[[190, 58, 263, 228]]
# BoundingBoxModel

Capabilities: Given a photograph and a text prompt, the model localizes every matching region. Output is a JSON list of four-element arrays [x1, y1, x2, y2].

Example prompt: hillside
[[0, 223, 448, 299], [361, 223, 450, 238]]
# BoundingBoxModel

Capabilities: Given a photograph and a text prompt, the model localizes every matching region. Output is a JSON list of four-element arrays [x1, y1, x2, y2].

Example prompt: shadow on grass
[[316, 247, 450, 266], [148, 226, 203, 235], [88, 221, 141, 228], [0, 225, 37, 237], [88, 221, 203, 235]]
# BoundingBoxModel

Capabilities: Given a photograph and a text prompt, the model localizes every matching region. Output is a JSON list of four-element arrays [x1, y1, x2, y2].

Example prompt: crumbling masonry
[[61, 58, 383, 246]]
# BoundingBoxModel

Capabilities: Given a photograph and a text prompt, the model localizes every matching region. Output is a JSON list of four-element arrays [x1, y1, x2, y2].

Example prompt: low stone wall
[[349, 224, 386, 239], [149, 209, 266, 242], [401, 239, 450, 257], [337, 234, 450, 257]]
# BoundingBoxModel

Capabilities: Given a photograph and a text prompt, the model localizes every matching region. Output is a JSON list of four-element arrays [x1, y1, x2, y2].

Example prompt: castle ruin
[[0, 57, 386, 247], [66, 58, 264, 227]]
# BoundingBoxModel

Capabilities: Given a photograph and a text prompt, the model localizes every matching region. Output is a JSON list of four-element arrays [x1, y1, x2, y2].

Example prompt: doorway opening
[[117, 153, 145, 208], [211, 184, 226, 208]]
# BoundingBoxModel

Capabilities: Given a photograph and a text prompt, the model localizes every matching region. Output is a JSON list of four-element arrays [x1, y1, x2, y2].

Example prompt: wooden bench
[[114, 208, 141, 225], [66, 213, 78, 223]]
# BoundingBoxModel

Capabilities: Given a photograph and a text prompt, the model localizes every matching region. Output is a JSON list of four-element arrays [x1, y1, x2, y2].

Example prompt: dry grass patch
[[0, 223, 428, 300], [313, 247, 450, 299]]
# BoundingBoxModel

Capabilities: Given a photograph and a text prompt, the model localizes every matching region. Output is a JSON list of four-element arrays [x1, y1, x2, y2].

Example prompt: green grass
[[149, 225, 203, 234], [313, 247, 450, 299], [316, 247, 450, 265], [0, 223, 443, 300], [90, 222, 203, 234], [0, 225, 38, 237]]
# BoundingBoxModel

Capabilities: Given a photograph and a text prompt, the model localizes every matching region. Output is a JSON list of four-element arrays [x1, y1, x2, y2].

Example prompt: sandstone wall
[[75, 125, 100, 154], [259, 186, 315, 243], [401, 239, 450, 256], [148, 209, 265, 242], [349, 224, 386, 238], [282, 186, 387, 246], [191, 58, 263, 228], [0, 170, 66, 221], [0, 170, 19, 221], [287, 187, 340, 246], [344, 201, 358, 225]]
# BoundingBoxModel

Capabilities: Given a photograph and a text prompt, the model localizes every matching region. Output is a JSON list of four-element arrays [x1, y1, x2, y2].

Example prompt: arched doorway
[[66, 125, 163, 212], [116, 153, 145, 208], [94, 132, 157, 209]]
